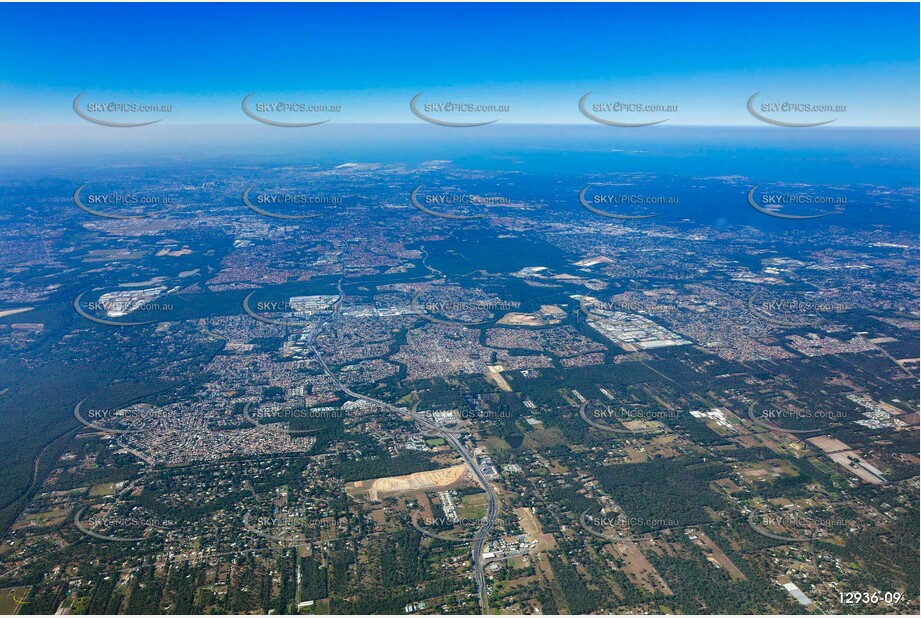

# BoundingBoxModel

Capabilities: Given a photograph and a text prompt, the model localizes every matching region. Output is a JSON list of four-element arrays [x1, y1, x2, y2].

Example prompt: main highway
[[307, 333, 499, 614]]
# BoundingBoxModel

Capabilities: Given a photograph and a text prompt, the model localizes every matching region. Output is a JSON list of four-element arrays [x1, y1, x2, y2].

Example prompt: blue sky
[[0, 2, 918, 126]]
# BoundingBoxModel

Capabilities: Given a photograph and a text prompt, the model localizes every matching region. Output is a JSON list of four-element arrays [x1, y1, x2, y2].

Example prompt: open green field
[[0, 586, 31, 615]]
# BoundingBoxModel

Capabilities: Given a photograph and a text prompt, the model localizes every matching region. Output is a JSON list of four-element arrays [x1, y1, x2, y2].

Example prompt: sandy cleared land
[[485, 365, 512, 391], [515, 506, 556, 551], [575, 256, 614, 267], [827, 451, 885, 484], [346, 464, 470, 501], [807, 436, 851, 453], [607, 539, 673, 596], [497, 312, 544, 326], [694, 531, 747, 580], [539, 304, 567, 317], [496, 307, 564, 326], [807, 436, 886, 484]]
